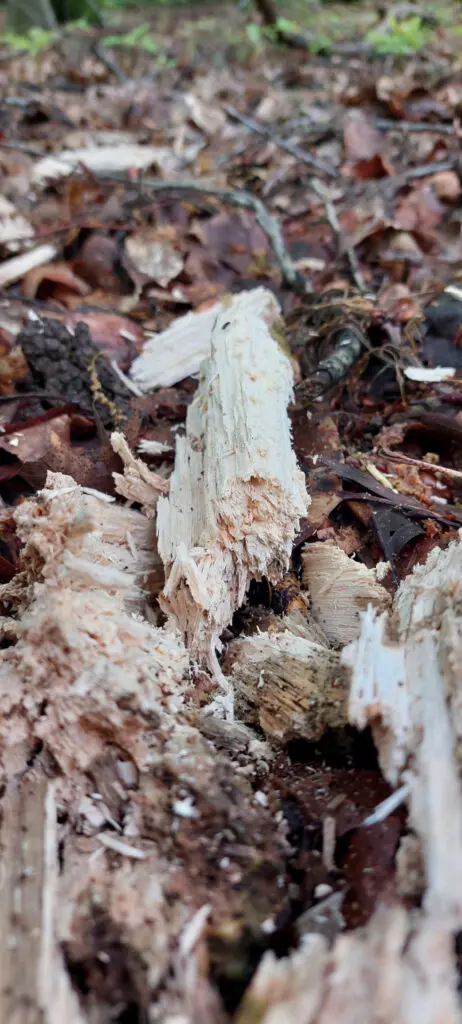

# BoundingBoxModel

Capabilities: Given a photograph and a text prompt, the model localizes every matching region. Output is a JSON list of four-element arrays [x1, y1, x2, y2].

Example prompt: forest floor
[[1, 1, 462, 1021]]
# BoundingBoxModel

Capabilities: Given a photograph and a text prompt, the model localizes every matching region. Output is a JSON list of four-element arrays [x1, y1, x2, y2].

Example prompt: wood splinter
[[157, 287, 309, 706]]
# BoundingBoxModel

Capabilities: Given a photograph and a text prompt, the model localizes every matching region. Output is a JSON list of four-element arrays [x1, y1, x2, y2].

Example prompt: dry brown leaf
[[343, 110, 393, 179], [184, 94, 227, 136], [0, 414, 71, 466], [378, 283, 422, 322]]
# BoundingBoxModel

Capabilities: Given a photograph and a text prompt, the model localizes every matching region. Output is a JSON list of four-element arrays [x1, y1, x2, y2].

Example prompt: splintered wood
[[223, 627, 348, 742], [0, 472, 187, 778], [4, 282, 462, 1023], [0, 781, 86, 1024], [345, 533, 462, 910], [129, 301, 221, 390], [302, 541, 390, 645], [0, 471, 289, 1022], [157, 287, 309, 668]]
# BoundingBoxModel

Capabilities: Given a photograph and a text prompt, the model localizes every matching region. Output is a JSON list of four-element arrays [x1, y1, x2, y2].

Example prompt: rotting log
[[0, 472, 291, 1022]]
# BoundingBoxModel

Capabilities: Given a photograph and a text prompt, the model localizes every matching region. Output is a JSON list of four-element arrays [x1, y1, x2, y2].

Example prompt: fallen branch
[[157, 287, 309, 696]]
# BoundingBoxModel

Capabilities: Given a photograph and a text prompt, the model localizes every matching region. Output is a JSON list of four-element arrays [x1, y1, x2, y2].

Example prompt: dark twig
[[96, 172, 308, 293], [92, 40, 127, 83], [223, 104, 338, 179], [383, 157, 459, 198]]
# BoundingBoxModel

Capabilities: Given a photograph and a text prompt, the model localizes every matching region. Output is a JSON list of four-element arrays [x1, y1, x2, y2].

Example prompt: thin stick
[[223, 103, 338, 179], [379, 448, 462, 482], [96, 172, 308, 294], [376, 119, 454, 136], [308, 178, 368, 294], [222, 105, 366, 292], [92, 40, 127, 84], [0, 139, 43, 157]]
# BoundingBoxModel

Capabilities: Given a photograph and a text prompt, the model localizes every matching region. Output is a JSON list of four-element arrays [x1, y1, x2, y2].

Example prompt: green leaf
[[367, 15, 433, 55], [103, 23, 158, 50], [0, 26, 55, 55], [246, 22, 262, 46]]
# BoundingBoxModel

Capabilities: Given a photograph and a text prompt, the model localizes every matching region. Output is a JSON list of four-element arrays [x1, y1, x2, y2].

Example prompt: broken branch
[[157, 287, 309, 694]]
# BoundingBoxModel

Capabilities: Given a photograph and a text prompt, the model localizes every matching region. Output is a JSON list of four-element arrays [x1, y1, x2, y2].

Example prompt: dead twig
[[385, 157, 459, 197], [376, 119, 454, 136], [92, 40, 127, 84], [223, 104, 338, 179], [96, 172, 308, 294], [222, 106, 367, 291], [379, 448, 462, 482], [308, 178, 368, 294]]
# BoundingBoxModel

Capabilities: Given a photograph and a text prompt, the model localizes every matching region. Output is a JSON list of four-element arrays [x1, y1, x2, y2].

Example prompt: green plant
[[367, 15, 434, 55], [102, 22, 159, 52], [0, 26, 56, 54]]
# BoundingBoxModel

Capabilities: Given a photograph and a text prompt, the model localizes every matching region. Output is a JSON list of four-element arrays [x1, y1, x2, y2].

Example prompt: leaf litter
[[1, 1, 462, 1021]]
